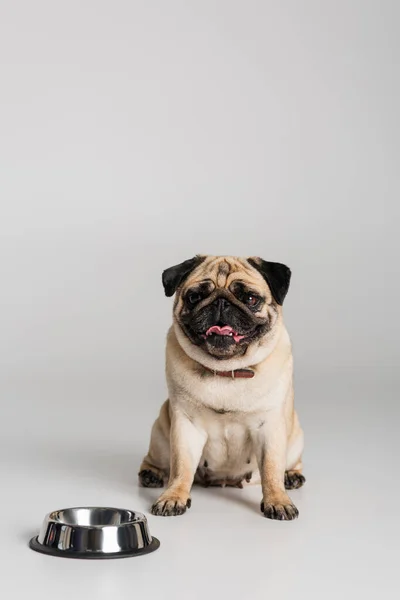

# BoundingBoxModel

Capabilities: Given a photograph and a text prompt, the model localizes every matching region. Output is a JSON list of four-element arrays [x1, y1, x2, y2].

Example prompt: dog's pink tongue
[[205, 325, 246, 342], [206, 325, 233, 336]]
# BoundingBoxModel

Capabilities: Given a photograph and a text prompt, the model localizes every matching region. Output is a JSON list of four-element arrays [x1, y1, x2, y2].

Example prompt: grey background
[[0, 1, 398, 599]]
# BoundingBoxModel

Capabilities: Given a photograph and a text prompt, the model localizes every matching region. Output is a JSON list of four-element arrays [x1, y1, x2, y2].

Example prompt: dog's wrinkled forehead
[[162, 255, 291, 305], [184, 256, 266, 292]]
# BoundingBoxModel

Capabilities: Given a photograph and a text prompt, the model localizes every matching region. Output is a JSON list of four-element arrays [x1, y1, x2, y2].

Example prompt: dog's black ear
[[162, 256, 205, 297], [247, 258, 291, 305]]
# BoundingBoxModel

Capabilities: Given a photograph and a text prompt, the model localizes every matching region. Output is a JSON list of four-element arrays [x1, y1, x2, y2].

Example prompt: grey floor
[[1, 372, 398, 600]]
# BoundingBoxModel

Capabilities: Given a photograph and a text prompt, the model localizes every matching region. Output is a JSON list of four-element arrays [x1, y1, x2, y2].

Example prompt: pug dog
[[139, 255, 305, 520]]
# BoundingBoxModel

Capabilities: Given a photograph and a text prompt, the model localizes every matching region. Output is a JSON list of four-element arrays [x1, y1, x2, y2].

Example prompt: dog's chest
[[172, 371, 285, 481], [186, 374, 273, 414]]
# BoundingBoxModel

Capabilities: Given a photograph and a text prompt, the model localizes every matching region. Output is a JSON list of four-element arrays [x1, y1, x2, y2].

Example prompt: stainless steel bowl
[[29, 507, 160, 559]]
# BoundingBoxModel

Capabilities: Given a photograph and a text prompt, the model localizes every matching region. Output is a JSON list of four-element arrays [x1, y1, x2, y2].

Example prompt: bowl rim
[[43, 506, 147, 529]]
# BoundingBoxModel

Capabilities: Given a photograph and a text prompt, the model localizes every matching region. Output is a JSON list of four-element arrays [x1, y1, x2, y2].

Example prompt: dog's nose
[[213, 297, 230, 310]]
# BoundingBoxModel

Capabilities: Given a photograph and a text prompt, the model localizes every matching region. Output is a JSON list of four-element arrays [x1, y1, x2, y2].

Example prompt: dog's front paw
[[261, 498, 299, 521], [151, 492, 191, 517]]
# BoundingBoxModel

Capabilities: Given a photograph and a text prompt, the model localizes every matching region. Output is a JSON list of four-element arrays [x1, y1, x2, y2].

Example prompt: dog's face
[[162, 256, 291, 360]]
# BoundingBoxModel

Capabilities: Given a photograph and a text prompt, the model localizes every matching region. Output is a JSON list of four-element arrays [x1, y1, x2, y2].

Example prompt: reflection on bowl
[[29, 507, 160, 559]]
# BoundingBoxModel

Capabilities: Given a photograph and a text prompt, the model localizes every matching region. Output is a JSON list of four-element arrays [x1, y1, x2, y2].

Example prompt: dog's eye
[[246, 294, 260, 308], [187, 292, 201, 305]]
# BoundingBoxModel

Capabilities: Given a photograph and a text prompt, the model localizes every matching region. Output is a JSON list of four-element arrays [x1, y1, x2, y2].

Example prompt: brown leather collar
[[204, 366, 255, 379]]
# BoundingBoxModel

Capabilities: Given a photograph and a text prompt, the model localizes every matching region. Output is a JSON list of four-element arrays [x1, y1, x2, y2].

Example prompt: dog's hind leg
[[285, 411, 306, 490], [139, 400, 171, 488], [285, 463, 306, 490]]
